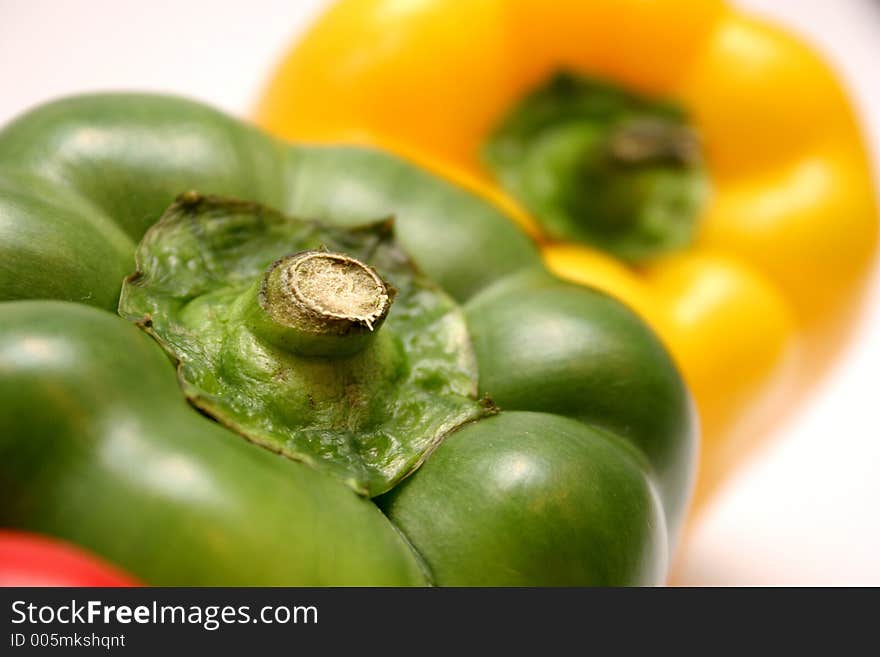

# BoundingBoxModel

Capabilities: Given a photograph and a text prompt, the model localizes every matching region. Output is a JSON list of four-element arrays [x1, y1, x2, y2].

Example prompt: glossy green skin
[[0, 301, 427, 586], [379, 413, 665, 586], [0, 94, 696, 585]]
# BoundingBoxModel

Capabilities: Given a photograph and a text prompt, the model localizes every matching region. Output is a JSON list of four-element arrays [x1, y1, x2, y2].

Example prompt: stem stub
[[254, 250, 394, 358], [285, 251, 390, 330]]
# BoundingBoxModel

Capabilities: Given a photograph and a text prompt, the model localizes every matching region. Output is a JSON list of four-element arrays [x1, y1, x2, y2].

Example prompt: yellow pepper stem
[[482, 72, 709, 262]]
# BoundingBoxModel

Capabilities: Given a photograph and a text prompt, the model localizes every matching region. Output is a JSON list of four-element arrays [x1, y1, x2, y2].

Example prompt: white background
[[1, 0, 877, 585]]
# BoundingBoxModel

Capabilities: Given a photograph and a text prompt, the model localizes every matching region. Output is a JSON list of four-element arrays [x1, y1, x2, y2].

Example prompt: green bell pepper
[[0, 94, 696, 586]]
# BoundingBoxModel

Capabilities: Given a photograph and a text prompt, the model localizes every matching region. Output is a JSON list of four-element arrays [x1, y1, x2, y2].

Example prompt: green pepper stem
[[244, 250, 393, 358]]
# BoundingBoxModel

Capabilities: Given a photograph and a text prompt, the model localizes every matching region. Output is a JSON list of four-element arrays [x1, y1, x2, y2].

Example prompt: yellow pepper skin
[[256, 0, 878, 507]]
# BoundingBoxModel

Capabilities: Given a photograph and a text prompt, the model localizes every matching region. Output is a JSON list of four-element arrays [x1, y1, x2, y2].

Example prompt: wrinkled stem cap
[[249, 250, 394, 358]]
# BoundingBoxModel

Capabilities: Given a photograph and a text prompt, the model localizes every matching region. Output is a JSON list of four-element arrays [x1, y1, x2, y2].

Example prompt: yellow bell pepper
[[256, 0, 878, 507]]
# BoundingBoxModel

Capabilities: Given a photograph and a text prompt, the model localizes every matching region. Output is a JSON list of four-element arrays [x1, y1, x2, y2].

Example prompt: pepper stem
[[245, 250, 393, 358], [482, 72, 708, 262], [606, 118, 701, 168]]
